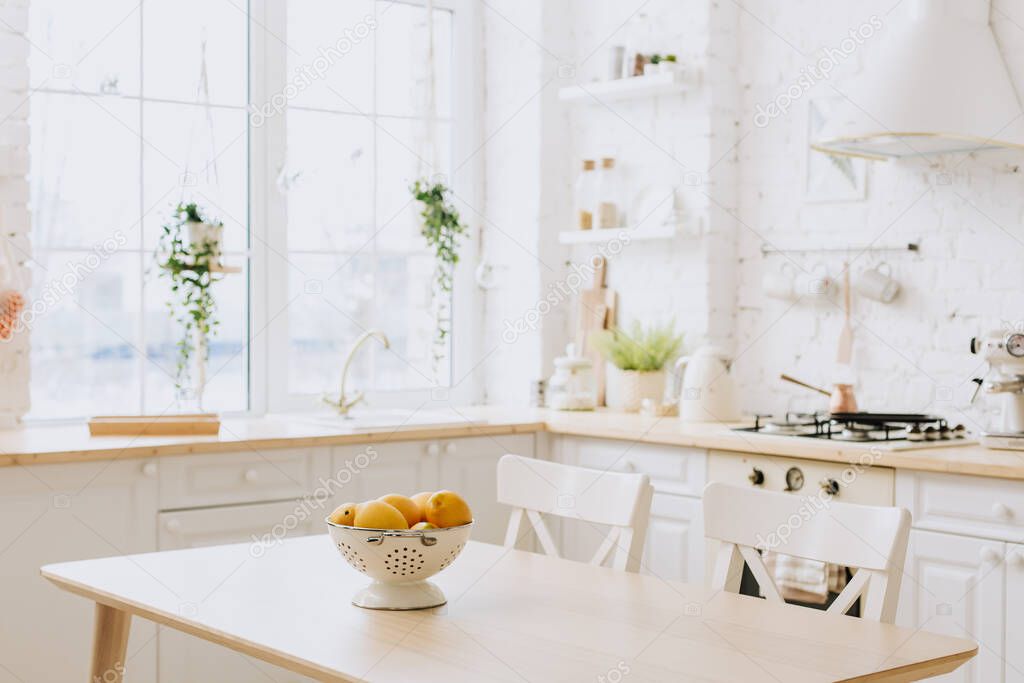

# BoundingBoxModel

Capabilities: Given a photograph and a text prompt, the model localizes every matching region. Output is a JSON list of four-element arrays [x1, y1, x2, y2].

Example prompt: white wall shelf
[[558, 225, 676, 246], [558, 72, 687, 103]]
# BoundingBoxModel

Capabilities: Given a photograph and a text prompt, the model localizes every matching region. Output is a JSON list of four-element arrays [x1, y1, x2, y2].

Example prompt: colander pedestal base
[[352, 580, 446, 610]]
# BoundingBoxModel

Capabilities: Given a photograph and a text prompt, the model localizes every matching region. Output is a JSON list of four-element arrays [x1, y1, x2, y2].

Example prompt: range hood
[[813, 0, 1024, 160]]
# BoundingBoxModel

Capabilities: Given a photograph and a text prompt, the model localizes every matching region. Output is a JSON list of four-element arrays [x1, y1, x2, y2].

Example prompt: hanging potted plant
[[411, 178, 468, 379], [592, 321, 683, 412], [157, 202, 226, 410]]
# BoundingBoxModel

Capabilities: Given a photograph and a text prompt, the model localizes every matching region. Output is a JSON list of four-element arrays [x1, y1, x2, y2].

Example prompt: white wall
[[0, 0, 30, 424], [732, 0, 1024, 428], [480, 0, 1024, 431]]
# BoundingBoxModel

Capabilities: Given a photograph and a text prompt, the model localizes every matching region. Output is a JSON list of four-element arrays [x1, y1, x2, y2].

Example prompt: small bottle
[[574, 160, 596, 230], [595, 158, 621, 229]]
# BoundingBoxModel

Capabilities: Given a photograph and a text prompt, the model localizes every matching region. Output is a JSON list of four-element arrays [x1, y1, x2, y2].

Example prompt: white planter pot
[[605, 366, 666, 413], [187, 221, 224, 261]]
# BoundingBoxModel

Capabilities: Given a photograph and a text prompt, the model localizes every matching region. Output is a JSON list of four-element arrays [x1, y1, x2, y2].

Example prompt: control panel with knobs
[[819, 478, 840, 496], [748, 467, 765, 486], [979, 546, 1002, 565]]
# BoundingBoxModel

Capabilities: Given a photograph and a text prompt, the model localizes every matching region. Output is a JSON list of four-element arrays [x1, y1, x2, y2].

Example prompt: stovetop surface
[[734, 412, 968, 444]]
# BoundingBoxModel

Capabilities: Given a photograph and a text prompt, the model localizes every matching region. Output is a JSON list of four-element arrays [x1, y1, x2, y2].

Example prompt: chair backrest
[[496, 454, 655, 572], [702, 482, 911, 623]]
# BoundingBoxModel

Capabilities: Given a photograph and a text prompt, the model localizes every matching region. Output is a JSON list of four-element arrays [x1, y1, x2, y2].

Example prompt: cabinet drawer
[[160, 449, 319, 510], [896, 470, 1024, 541], [559, 436, 706, 496]]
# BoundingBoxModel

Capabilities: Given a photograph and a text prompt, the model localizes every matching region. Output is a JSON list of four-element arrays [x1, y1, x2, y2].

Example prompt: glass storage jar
[[546, 344, 596, 411]]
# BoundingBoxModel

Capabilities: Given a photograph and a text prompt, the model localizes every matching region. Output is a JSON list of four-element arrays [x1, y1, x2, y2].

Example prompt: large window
[[25, 1, 464, 418], [271, 0, 455, 405]]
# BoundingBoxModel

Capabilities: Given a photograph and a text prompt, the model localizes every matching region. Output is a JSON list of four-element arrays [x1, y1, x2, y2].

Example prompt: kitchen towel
[[762, 551, 846, 605]]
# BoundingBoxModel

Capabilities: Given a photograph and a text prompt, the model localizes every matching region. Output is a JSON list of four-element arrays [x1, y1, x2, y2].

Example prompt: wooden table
[[42, 536, 976, 682]]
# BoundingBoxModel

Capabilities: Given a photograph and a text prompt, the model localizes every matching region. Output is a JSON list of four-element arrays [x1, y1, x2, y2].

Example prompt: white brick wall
[[481, 0, 1024, 430], [0, 0, 31, 424], [732, 0, 1024, 426]]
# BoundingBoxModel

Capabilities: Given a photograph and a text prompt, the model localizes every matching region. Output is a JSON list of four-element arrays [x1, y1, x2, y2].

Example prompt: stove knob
[[748, 468, 765, 486], [820, 478, 840, 496]]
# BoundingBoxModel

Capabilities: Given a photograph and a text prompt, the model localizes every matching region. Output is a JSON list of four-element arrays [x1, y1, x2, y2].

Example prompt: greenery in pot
[[157, 202, 224, 400], [592, 321, 683, 372], [411, 178, 468, 375]]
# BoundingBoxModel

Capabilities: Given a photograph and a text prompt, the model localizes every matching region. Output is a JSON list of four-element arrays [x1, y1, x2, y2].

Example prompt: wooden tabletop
[[42, 536, 975, 682]]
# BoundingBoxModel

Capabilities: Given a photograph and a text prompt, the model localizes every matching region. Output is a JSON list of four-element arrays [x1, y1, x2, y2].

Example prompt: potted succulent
[[592, 321, 683, 412], [157, 202, 227, 410]]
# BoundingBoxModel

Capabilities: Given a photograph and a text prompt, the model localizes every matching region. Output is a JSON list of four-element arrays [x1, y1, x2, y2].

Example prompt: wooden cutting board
[[575, 256, 617, 406]]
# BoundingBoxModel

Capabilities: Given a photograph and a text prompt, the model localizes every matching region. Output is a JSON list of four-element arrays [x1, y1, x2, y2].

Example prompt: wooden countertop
[[2, 406, 1024, 480]]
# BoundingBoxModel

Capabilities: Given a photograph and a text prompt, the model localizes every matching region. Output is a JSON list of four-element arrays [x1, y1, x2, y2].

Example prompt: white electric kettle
[[673, 346, 741, 423]]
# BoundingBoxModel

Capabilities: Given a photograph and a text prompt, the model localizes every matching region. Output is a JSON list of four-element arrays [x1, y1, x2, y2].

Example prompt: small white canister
[[546, 344, 596, 411]]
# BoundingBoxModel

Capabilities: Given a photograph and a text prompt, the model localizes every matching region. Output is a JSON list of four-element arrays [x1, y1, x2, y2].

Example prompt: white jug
[[674, 346, 741, 423]]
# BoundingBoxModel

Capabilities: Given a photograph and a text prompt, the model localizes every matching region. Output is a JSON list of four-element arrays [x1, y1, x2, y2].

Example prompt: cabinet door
[[0, 460, 158, 683], [1008, 543, 1024, 683], [641, 492, 704, 584], [439, 435, 534, 544], [157, 501, 319, 683], [897, 529, 1005, 683], [328, 441, 439, 508]]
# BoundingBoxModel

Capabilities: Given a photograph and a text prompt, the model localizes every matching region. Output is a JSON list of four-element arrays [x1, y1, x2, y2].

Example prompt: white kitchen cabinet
[[897, 529, 1005, 683], [330, 440, 440, 504], [328, 434, 534, 545], [551, 435, 706, 581], [1007, 543, 1024, 683], [0, 459, 158, 683], [157, 500, 321, 683], [641, 492, 704, 584]]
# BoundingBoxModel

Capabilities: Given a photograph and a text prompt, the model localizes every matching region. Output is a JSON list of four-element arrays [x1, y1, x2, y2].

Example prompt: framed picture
[[806, 96, 868, 202]]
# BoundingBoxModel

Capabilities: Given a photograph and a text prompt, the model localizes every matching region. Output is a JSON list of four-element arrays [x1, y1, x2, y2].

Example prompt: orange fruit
[[410, 491, 434, 522], [424, 490, 472, 528], [353, 500, 408, 530], [378, 494, 421, 527], [328, 502, 360, 526], [411, 521, 437, 530]]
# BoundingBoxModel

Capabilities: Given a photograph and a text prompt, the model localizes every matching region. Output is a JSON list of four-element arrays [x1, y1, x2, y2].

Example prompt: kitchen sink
[[291, 409, 485, 433]]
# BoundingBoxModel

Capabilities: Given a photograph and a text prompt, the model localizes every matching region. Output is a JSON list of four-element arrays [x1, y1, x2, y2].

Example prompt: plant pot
[[187, 221, 224, 263], [605, 366, 666, 413]]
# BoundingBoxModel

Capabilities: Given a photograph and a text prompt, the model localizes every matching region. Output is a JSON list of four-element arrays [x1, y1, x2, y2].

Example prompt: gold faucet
[[324, 329, 390, 416]]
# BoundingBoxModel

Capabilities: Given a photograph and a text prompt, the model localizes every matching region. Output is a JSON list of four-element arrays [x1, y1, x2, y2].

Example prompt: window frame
[[249, 0, 484, 415]]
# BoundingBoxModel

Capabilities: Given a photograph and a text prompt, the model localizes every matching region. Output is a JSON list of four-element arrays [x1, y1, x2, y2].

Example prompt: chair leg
[[90, 603, 131, 683]]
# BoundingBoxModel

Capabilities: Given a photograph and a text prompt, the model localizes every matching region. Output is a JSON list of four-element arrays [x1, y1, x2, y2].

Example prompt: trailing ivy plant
[[411, 178, 468, 375], [157, 202, 223, 397]]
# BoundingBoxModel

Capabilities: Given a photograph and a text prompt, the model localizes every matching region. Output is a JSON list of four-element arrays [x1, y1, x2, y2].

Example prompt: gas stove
[[733, 412, 974, 450]]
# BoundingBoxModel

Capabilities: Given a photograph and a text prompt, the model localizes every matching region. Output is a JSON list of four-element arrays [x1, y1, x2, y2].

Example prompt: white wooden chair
[[496, 454, 654, 573], [702, 482, 911, 623]]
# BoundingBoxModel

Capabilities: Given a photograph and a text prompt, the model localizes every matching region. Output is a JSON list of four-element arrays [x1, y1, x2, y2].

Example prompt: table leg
[[89, 603, 131, 683]]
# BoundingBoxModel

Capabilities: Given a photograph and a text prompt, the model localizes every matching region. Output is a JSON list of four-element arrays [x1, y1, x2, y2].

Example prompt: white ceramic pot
[[187, 221, 224, 260], [605, 366, 666, 413]]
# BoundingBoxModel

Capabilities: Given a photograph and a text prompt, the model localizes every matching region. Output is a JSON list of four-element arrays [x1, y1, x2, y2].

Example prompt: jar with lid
[[574, 159, 597, 230], [546, 344, 596, 411], [595, 157, 621, 229]]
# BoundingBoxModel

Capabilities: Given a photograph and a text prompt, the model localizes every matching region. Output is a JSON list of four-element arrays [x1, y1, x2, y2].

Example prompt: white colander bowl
[[326, 520, 473, 610]]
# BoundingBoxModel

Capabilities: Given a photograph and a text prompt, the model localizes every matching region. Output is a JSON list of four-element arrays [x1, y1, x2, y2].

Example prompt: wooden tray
[[88, 414, 221, 437]]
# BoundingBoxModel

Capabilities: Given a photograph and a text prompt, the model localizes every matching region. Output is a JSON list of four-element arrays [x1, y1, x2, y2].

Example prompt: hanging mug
[[856, 262, 899, 303], [762, 262, 797, 301]]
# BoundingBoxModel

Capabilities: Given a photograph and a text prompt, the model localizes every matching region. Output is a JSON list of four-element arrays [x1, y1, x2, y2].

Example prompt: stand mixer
[[971, 330, 1024, 449]]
